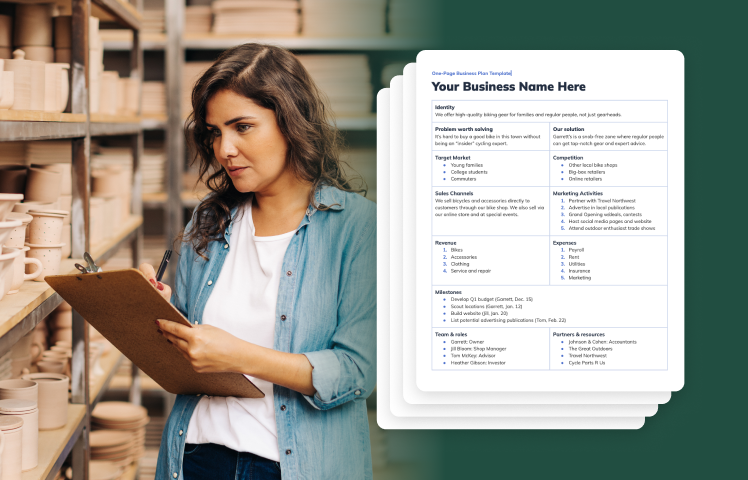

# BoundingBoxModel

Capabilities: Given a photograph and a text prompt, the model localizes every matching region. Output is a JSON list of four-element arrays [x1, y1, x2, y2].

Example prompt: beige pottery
[[3, 50, 30, 110], [54, 48, 70, 64], [0, 70, 12, 109], [61, 225, 71, 258], [0, 417, 22, 480], [35, 361, 64, 374], [28, 59, 45, 111], [57, 301, 72, 312], [7, 246, 41, 294], [4, 213, 31, 248], [0, 380, 37, 402], [19, 46, 53, 63], [13, 4, 53, 47], [24, 168, 61, 203], [43, 63, 59, 112], [24, 242, 64, 281], [49, 310, 72, 329], [54, 341, 72, 348], [33, 164, 71, 196], [0, 399, 37, 470], [0, 246, 20, 301], [27, 210, 66, 245], [0, 15, 11, 47], [58, 195, 72, 219], [49, 328, 71, 345], [0, 194, 24, 221], [55, 63, 70, 113], [21, 373, 68, 430], [0, 166, 27, 194]]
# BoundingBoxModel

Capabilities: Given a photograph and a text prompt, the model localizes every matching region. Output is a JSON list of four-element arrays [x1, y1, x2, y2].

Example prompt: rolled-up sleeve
[[303, 217, 377, 410]]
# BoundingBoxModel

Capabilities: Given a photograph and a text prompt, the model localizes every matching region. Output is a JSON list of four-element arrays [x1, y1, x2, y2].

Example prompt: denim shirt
[[155, 186, 377, 480]]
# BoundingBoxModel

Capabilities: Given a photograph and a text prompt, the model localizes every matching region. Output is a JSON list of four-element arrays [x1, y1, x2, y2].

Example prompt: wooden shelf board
[[90, 347, 124, 407], [22, 404, 87, 480], [0, 259, 79, 339], [90, 114, 142, 124], [0, 111, 86, 123], [90, 215, 143, 262]]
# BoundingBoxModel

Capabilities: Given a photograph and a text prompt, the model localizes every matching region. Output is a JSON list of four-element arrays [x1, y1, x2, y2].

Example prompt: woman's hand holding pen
[[139, 263, 172, 301]]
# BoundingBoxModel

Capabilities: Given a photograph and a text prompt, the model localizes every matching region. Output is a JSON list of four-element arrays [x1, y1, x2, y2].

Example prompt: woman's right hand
[[139, 263, 172, 302]]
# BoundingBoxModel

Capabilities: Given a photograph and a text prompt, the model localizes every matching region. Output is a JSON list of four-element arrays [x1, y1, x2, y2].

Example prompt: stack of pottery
[[117, 77, 140, 117], [53, 16, 71, 64], [45, 303, 73, 350], [89, 17, 103, 114], [90, 402, 149, 468], [5, 212, 42, 294], [44, 62, 70, 113], [0, 14, 11, 59], [185, 6, 213, 34], [25, 208, 68, 281], [90, 161, 130, 247], [14, 4, 54, 63], [4, 49, 44, 111], [99, 71, 120, 116], [8, 332, 42, 379], [0, 196, 23, 301], [0, 399, 38, 471], [21, 373, 68, 430], [140, 82, 166, 117], [212, 0, 300, 35], [0, 416, 23, 480]]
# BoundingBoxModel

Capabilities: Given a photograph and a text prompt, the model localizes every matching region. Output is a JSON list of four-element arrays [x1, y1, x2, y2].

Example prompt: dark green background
[[402, 1, 745, 478]]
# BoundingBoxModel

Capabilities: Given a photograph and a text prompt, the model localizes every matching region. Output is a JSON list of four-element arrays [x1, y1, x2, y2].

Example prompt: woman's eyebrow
[[224, 116, 256, 126]]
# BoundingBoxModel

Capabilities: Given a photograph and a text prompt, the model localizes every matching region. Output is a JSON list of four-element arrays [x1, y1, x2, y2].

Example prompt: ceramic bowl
[[35, 361, 64, 374], [0, 379, 37, 403], [21, 373, 68, 430], [25, 242, 64, 282], [27, 210, 67, 245], [24, 168, 61, 203], [4, 212, 32, 248], [0, 166, 27, 195], [13, 202, 56, 216], [7, 246, 41, 294], [0, 195, 24, 222], [0, 246, 20, 300]]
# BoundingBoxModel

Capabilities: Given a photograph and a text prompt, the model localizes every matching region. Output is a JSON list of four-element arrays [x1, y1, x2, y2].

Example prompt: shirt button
[[179, 430, 183, 436], [281, 315, 286, 321], [173, 473, 178, 478], [355, 390, 361, 396], [280, 405, 286, 411], [286, 449, 292, 455], [207, 280, 213, 286], [193, 320, 198, 325], [224, 244, 228, 249], [286, 271, 292, 276]]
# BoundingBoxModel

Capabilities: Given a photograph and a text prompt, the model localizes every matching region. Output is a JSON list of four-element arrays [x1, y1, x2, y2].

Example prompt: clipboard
[[46, 268, 264, 398]]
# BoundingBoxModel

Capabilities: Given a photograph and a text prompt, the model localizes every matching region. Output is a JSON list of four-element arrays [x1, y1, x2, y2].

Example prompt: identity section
[[430, 100, 668, 371]]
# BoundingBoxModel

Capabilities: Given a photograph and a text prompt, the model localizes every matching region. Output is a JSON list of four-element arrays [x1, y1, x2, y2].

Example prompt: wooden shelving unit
[[21, 405, 87, 480]]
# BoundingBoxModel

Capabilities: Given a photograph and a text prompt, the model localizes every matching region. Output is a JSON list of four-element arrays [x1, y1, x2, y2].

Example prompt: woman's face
[[206, 89, 290, 194]]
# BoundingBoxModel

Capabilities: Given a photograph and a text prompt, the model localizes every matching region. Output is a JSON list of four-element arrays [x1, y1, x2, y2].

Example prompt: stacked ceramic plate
[[185, 6, 213, 34], [90, 402, 149, 468], [301, 0, 386, 37], [25, 141, 73, 164], [142, 10, 165, 35], [141, 82, 166, 117], [141, 148, 166, 194], [211, 0, 300, 35], [296, 54, 373, 116]]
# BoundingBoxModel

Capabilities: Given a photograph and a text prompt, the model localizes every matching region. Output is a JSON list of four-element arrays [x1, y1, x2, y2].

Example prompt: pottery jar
[[0, 246, 20, 301], [0, 167, 27, 195], [43, 63, 59, 112], [7, 246, 41, 295], [49, 309, 72, 329], [27, 210, 66, 245], [0, 399, 37, 471], [49, 328, 71, 345], [24, 242, 64, 282], [13, 4, 53, 47], [55, 63, 70, 113], [32, 164, 71, 196], [21, 374, 68, 430], [0, 380, 37, 403], [24, 168, 61, 203], [0, 416, 23, 480], [34, 361, 64, 374], [4, 213, 32, 248], [3, 50, 31, 110], [53, 16, 72, 49], [0, 15, 11, 48], [0, 195, 23, 222], [19, 46, 53, 63], [0, 70, 13, 109]]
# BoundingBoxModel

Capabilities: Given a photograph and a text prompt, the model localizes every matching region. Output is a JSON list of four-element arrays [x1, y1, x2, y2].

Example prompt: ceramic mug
[[25, 242, 64, 281], [4, 213, 32, 248], [7, 246, 42, 294], [24, 168, 61, 204], [27, 210, 66, 245], [0, 379, 37, 402]]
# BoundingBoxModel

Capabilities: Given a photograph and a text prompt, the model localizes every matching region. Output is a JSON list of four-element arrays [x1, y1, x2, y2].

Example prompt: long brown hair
[[183, 43, 364, 258]]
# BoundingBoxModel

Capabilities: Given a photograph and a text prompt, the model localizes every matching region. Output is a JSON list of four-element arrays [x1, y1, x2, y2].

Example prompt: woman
[[140, 44, 377, 480]]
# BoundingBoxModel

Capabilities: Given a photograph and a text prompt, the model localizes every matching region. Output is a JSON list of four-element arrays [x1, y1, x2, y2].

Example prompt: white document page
[[377, 87, 646, 429], [415, 51, 684, 392]]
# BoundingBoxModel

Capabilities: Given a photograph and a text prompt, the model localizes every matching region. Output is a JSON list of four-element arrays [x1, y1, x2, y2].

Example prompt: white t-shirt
[[185, 201, 294, 461]]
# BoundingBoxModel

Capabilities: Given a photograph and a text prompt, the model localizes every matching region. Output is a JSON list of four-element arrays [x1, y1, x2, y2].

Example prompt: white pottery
[[28, 59, 45, 111], [0, 380, 37, 403], [4, 213, 32, 249], [27, 210, 67, 245], [24, 243, 64, 281], [3, 50, 30, 110], [24, 168, 61, 203], [0, 195, 24, 221], [21, 373, 68, 430], [0, 416, 23, 480], [0, 70, 13, 109], [0, 399, 37, 471], [0, 247, 20, 300], [7, 246, 41, 294], [13, 4, 53, 47]]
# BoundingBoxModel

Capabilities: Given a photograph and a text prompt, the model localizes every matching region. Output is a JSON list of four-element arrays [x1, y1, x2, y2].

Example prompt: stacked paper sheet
[[141, 82, 167, 117], [376, 51, 685, 429], [211, 0, 300, 35], [297, 54, 373, 116], [142, 10, 165, 35], [185, 5, 213, 34], [301, 0, 386, 37], [141, 148, 167, 194]]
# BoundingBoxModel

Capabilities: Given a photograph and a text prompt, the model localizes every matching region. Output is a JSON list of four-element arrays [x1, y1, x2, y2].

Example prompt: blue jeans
[[182, 443, 281, 480]]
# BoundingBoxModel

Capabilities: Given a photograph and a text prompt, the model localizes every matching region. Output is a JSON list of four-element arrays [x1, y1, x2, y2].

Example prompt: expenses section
[[430, 100, 668, 371]]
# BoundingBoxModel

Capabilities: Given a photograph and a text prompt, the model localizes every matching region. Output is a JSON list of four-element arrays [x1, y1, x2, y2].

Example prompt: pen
[[156, 250, 172, 282]]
